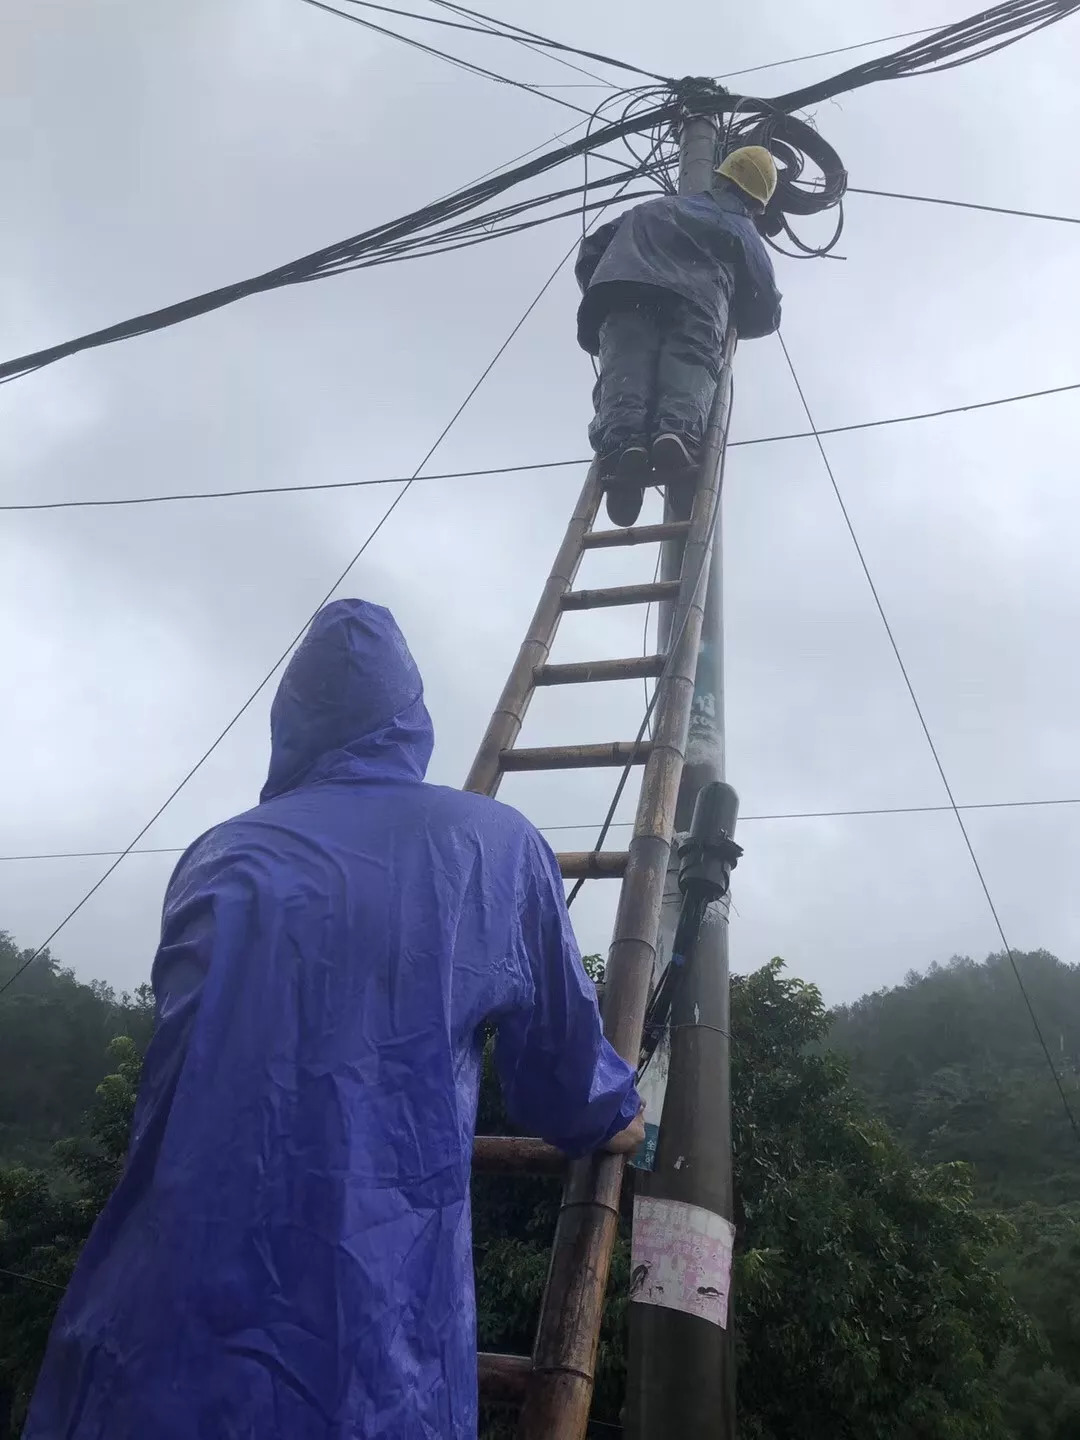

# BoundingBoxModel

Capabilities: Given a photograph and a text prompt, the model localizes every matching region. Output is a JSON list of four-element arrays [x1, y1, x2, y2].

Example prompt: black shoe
[[652, 432, 697, 474], [652, 433, 699, 520], [605, 444, 648, 527]]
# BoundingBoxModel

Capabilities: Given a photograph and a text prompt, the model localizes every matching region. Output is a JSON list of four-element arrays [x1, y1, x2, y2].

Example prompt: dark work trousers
[[587, 292, 724, 460]]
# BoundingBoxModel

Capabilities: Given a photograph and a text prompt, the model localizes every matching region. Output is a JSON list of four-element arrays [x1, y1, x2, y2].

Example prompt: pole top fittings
[[671, 76, 728, 117]]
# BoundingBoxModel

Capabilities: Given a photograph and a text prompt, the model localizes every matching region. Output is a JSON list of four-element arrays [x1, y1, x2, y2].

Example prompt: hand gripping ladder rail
[[465, 335, 736, 1440]]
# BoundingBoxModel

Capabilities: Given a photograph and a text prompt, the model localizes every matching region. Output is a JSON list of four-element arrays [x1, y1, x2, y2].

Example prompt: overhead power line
[[0, 179, 650, 998], [716, 24, 946, 81], [5, 0, 1077, 386], [770, 0, 1080, 111], [10, 374, 1080, 513], [731, 378, 1080, 450], [299, 0, 597, 119], [541, 795, 1080, 831], [0, 230, 591, 1000], [423, 0, 666, 82], [0, 116, 662, 385], [303, 0, 666, 102], [849, 184, 1080, 227], [1, 459, 591, 512], [0, 847, 189, 863], [392, 20, 981, 88], [14, 793, 1080, 865], [421, 2, 612, 88], [776, 327, 1080, 1145]]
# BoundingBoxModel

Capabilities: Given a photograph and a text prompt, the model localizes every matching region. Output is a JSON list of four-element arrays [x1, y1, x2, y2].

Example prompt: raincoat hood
[[261, 599, 434, 801]]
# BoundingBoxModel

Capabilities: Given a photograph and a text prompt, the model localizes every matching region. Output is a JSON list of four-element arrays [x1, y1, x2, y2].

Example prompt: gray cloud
[[3, 0, 1080, 1006]]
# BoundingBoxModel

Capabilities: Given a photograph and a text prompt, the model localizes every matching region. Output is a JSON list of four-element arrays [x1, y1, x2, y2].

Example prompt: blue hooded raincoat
[[25, 599, 639, 1440]]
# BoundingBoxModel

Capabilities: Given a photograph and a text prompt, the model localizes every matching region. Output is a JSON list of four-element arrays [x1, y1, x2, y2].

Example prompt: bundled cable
[[0, 93, 672, 384], [772, 0, 1080, 109], [728, 106, 848, 256], [2, 0, 1078, 383]]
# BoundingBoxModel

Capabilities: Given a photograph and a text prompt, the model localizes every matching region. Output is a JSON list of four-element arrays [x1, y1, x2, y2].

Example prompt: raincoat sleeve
[[493, 834, 640, 1157], [731, 231, 782, 339], [734, 272, 782, 339], [575, 217, 622, 294]]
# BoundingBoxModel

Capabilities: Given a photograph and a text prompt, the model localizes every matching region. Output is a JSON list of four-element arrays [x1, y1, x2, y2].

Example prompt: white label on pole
[[629, 1027, 670, 1173], [630, 1196, 735, 1328]]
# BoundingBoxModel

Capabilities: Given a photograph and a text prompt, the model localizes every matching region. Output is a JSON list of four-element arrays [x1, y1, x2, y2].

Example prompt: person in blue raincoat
[[24, 599, 643, 1440], [576, 145, 782, 528]]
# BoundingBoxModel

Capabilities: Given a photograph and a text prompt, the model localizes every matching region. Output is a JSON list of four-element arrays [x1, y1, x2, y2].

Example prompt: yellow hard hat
[[714, 145, 777, 209]]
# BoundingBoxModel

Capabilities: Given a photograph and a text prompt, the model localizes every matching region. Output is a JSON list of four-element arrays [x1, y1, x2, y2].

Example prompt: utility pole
[[625, 104, 739, 1440]]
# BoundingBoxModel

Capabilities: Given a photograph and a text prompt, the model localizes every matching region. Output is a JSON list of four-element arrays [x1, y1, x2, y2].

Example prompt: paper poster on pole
[[630, 1195, 735, 1328]]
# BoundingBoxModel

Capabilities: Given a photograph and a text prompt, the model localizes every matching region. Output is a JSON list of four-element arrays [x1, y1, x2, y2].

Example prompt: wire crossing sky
[[1, 0, 1078, 384], [4, 0, 1080, 1011]]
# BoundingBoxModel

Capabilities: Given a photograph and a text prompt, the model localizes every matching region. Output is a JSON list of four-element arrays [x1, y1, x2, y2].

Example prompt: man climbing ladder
[[575, 145, 782, 526]]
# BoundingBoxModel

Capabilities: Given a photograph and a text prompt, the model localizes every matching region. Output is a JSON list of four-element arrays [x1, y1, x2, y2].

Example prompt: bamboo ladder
[[464, 352, 734, 1439]]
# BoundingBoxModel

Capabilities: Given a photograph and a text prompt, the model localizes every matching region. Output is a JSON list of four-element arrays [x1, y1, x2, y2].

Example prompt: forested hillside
[[830, 950, 1080, 1435], [2, 932, 1080, 1436], [831, 950, 1080, 1207], [0, 934, 153, 1171]]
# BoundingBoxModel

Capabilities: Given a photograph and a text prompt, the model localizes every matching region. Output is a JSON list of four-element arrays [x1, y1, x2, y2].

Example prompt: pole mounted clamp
[[677, 780, 743, 903], [639, 782, 742, 1070], [671, 75, 728, 117]]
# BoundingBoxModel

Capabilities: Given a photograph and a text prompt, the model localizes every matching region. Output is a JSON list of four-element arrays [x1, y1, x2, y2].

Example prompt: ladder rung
[[582, 520, 692, 550], [535, 655, 665, 687], [500, 741, 652, 772], [560, 579, 681, 611], [478, 1352, 531, 1403], [557, 851, 628, 879], [473, 1135, 567, 1174]]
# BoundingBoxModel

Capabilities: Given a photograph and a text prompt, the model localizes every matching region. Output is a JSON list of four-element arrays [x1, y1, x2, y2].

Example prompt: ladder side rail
[[464, 465, 603, 798], [516, 376, 732, 1440]]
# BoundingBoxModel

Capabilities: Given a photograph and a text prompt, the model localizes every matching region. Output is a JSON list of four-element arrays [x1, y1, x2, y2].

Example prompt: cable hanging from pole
[[0, 177, 646, 1000], [3, 0, 1077, 384], [0, 243, 584, 999]]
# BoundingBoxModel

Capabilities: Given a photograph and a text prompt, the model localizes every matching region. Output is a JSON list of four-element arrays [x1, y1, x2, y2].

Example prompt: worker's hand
[[603, 1103, 646, 1155]]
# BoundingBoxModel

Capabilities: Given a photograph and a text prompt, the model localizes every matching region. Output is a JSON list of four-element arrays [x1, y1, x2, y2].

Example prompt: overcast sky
[[3, 0, 1080, 1007]]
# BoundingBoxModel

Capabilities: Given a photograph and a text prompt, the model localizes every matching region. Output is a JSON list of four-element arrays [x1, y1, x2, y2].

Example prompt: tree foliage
[[734, 960, 1019, 1439], [476, 956, 1023, 1437], [829, 951, 1080, 1437], [0, 932, 153, 1171], [0, 1035, 142, 1434], [2, 934, 1076, 1438], [830, 950, 1080, 1207]]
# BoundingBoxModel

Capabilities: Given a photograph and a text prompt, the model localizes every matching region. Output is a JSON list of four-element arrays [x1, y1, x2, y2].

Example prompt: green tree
[[734, 960, 1020, 1439], [0, 932, 153, 1170], [828, 950, 1080, 1435], [476, 957, 1022, 1437], [829, 951, 1080, 1208], [0, 1036, 142, 1434], [992, 1203, 1080, 1439], [0, 946, 1039, 1438]]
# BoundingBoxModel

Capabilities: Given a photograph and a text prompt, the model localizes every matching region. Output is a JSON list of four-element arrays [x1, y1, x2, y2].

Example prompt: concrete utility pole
[[625, 107, 738, 1440]]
